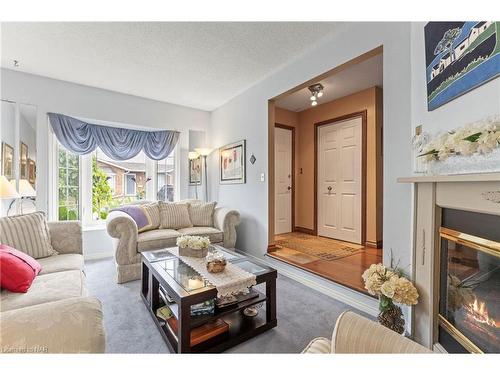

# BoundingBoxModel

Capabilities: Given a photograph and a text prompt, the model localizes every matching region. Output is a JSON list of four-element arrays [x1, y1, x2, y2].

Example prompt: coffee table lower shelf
[[142, 293, 277, 353]]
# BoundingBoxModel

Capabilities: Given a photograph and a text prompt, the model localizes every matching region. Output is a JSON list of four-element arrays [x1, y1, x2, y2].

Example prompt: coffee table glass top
[[146, 246, 270, 294]]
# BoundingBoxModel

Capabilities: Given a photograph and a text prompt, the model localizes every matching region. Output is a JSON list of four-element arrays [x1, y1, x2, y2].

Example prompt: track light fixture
[[308, 83, 324, 107]]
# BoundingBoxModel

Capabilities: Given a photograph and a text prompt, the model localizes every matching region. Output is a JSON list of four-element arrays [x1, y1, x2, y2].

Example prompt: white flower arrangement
[[362, 263, 419, 306], [419, 116, 500, 163], [176, 235, 211, 250]]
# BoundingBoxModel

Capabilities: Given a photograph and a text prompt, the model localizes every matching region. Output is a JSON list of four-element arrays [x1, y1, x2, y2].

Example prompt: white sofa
[[106, 200, 240, 283], [302, 311, 431, 354], [0, 221, 106, 353]]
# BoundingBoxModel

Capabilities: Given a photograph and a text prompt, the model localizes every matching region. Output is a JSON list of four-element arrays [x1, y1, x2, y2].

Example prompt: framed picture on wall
[[28, 158, 36, 185], [20, 142, 28, 179], [189, 156, 202, 185], [219, 140, 246, 184], [425, 21, 500, 111], [2, 142, 14, 180]]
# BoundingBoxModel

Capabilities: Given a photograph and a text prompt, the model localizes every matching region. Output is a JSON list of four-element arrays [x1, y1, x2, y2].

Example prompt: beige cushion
[[176, 227, 224, 243], [137, 228, 180, 252], [0, 270, 87, 312], [0, 211, 57, 259], [1, 297, 105, 353], [159, 202, 193, 229], [188, 201, 216, 227], [38, 254, 84, 275], [140, 202, 161, 231], [302, 337, 331, 354], [331, 311, 431, 353]]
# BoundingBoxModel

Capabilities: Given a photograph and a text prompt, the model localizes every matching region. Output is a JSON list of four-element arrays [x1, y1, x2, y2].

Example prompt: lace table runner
[[167, 248, 257, 298]]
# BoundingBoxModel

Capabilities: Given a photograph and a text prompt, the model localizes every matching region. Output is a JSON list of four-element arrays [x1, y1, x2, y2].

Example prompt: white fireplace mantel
[[398, 172, 500, 352]]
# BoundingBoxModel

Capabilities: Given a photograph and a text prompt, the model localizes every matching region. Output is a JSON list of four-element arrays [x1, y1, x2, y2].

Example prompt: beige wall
[[275, 87, 383, 246]]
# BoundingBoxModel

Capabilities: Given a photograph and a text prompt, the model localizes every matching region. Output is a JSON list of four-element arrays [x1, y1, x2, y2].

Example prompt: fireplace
[[438, 209, 500, 353]]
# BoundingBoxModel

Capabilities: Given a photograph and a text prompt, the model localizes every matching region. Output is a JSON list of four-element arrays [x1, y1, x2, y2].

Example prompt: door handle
[[327, 186, 333, 194], [287, 186, 291, 191]]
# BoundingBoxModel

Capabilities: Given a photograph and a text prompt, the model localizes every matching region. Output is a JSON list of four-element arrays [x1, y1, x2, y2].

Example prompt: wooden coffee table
[[140, 246, 277, 353]]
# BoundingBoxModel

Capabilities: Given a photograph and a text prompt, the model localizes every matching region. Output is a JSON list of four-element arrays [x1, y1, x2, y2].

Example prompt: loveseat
[[302, 311, 431, 354], [106, 200, 240, 283], [0, 220, 106, 353]]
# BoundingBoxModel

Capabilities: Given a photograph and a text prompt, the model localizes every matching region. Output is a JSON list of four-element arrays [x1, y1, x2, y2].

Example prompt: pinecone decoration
[[378, 303, 405, 334]]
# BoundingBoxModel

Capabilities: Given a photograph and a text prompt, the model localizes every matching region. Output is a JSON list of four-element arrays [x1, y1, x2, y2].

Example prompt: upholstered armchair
[[302, 311, 432, 354]]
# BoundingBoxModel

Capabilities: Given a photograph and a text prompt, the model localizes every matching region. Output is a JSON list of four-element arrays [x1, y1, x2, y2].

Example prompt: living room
[[1, 1, 499, 373]]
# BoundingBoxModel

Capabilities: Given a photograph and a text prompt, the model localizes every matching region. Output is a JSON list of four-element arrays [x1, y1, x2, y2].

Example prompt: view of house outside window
[[93, 148, 148, 220], [57, 144, 80, 221], [56, 141, 176, 223]]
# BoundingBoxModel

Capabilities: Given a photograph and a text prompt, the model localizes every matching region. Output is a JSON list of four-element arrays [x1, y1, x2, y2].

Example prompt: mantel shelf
[[397, 173, 500, 183]]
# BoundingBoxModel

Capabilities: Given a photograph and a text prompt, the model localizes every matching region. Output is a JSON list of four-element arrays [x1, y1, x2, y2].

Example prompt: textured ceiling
[[1, 22, 339, 111], [275, 53, 383, 112]]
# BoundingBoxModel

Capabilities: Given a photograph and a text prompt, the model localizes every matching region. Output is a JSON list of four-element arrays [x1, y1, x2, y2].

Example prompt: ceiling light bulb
[[317, 91, 323, 98], [310, 95, 316, 101], [311, 101, 318, 106]]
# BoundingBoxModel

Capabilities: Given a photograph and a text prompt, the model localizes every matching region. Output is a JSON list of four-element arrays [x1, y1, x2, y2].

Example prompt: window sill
[[82, 222, 107, 232]]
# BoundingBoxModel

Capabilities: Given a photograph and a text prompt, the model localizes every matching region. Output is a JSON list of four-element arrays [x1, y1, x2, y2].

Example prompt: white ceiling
[[1, 22, 340, 111], [275, 53, 383, 112]]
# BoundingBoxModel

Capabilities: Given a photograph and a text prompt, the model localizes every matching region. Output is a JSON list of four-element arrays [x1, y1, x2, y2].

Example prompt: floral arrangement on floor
[[176, 235, 211, 249], [419, 117, 500, 162], [362, 262, 419, 334]]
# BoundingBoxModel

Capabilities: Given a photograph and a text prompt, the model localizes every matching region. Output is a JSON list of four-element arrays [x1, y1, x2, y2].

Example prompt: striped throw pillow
[[188, 201, 217, 227], [0, 212, 58, 259], [159, 202, 193, 230], [141, 202, 161, 230]]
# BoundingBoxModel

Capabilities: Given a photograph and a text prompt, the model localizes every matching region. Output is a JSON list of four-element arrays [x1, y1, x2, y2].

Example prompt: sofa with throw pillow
[[0, 212, 106, 353], [106, 200, 240, 283]]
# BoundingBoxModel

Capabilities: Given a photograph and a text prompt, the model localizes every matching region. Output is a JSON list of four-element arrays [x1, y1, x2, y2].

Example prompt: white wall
[[208, 22, 414, 272], [410, 22, 500, 136], [1, 68, 210, 258]]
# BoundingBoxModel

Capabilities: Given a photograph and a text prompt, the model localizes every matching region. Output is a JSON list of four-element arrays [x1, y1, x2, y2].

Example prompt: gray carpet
[[85, 257, 360, 353]]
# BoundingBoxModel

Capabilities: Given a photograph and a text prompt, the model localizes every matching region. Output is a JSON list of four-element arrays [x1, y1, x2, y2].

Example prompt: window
[[125, 173, 137, 196], [157, 152, 175, 202], [57, 145, 80, 220], [52, 127, 177, 224]]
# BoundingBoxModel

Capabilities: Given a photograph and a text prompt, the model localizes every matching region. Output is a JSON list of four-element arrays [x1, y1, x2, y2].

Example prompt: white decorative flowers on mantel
[[418, 116, 500, 175]]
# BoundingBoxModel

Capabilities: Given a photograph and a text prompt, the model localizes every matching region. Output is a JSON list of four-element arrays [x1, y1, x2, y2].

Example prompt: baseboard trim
[[365, 240, 383, 249], [293, 226, 315, 235], [239, 251, 378, 317]]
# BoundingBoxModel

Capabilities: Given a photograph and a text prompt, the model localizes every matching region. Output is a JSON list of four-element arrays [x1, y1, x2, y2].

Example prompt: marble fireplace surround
[[398, 173, 500, 352]]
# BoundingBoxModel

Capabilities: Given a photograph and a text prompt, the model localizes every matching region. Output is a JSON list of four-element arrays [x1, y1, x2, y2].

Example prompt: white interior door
[[275, 126, 293, 234], [317, 117, 362, 244]]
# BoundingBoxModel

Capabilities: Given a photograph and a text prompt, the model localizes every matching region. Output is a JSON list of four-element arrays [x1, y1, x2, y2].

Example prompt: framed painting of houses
[[189, 156, 202, 185], [219, 140, 246, 184], [425, 22, 500, 111]]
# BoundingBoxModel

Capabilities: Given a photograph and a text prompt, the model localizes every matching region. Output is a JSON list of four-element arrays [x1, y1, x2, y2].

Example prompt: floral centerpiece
[[418, 116, 500, 175], [362, 263, 419, 334], [176, 235, 211, 258]]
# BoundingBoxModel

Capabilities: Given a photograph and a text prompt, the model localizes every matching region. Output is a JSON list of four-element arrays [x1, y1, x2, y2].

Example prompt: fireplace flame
[[466, 298, 498, 328]]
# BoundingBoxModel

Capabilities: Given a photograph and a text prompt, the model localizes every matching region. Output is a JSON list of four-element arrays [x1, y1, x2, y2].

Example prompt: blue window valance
[[48, 113, 180, 161]]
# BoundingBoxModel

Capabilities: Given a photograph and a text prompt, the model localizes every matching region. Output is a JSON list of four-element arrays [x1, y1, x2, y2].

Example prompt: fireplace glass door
[[439, 227, 500, 353]]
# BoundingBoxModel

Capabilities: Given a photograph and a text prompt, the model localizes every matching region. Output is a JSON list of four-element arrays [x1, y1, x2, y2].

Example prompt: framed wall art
[[28, 158, 36, 185], [20, 141, 28, 179], [425, 21, 500, 111], [189, 156, 202, 185], [2, 142, 14, 180], [219, 140, 246, 184]]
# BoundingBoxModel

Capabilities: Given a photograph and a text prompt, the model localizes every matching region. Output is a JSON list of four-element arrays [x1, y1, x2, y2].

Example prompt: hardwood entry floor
[[269, 232, 382, 295]]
